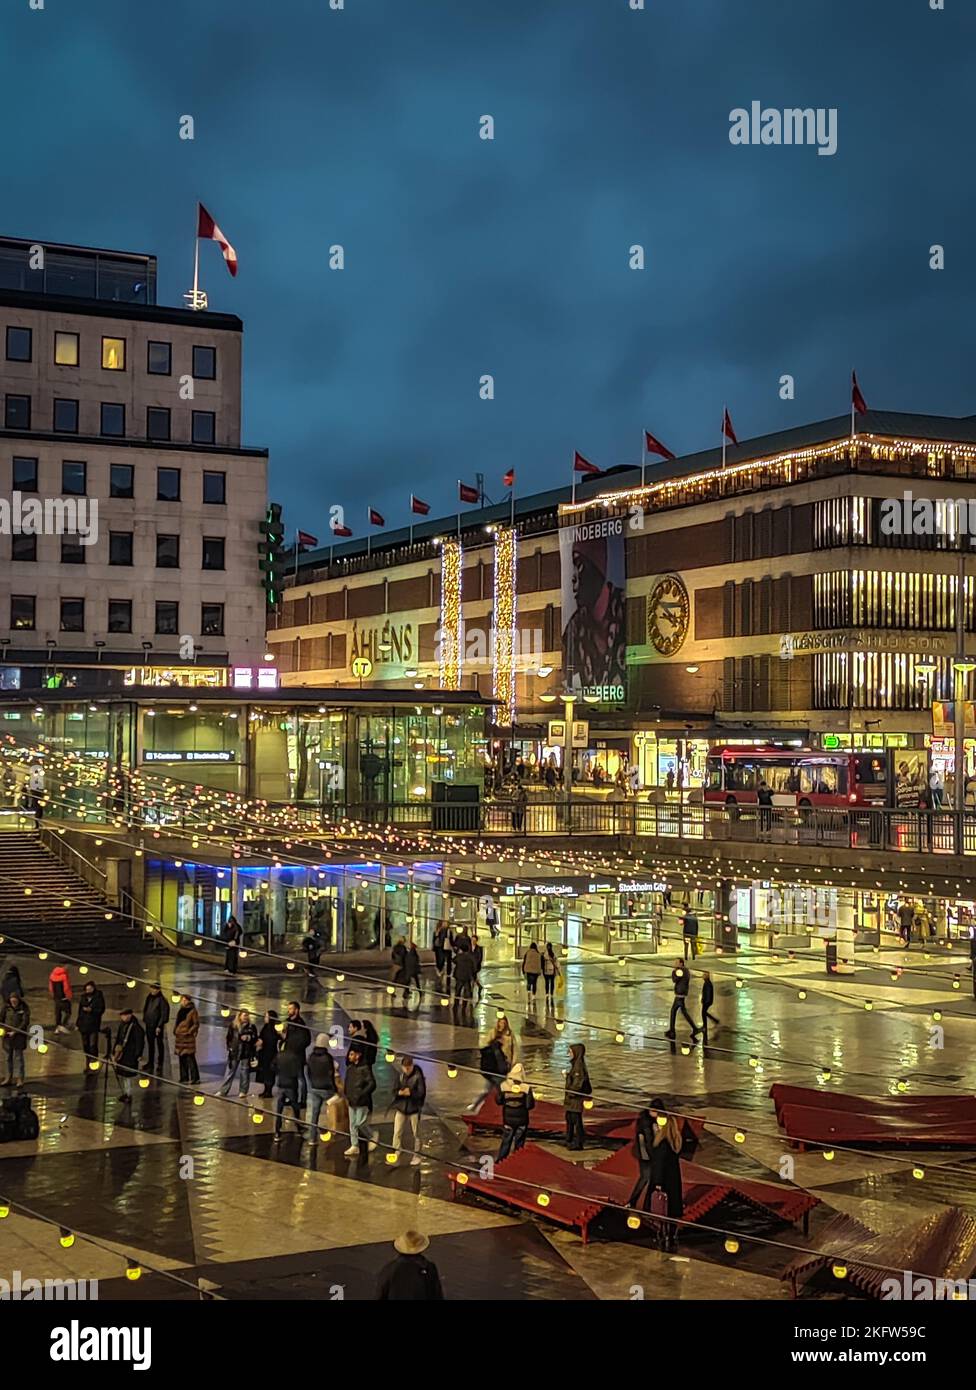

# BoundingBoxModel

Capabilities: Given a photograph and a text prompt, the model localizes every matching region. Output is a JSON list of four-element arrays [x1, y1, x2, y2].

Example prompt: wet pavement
[[1, 934, 974, 1300]]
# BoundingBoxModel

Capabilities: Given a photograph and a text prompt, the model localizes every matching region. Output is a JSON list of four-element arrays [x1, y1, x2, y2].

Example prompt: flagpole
[[572, 453, 576, 507], [367, 509, 371, 559], [191, 204, 200, 310], [640, 431, 646, 488], [722, 405, 727, 470], [510, 482, 515, 529], [294, 528, 299, 580], [851, 372, 855, 440]]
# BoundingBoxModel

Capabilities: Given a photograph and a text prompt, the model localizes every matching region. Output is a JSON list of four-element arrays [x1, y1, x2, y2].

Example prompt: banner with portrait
[[559, 515, 627, 702]]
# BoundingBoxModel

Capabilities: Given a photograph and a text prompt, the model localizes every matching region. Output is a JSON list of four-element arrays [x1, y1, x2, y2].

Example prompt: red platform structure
[[770, 1083, 976, 1149], [450, 1140, 819, 1244], [461, 1090, 641, 1142]]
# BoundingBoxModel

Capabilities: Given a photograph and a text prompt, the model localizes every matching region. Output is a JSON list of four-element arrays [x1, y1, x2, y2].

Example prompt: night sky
[[3, 0, 973, 533]]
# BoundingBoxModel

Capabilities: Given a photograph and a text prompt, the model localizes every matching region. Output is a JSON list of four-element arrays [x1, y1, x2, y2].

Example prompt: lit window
[[54, 332, 79, 366], [102, 337, 126, 370]]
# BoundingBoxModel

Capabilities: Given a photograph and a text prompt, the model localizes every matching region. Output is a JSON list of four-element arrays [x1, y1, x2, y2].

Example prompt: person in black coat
[[391, 938, 410, 1006], [343, 1045, 377, 1157], [405, 941, 422, 1001], [77, 982, 106, 1060], [453, 946, 477, 1007], [665, 960, 700, 1040], [392, 1057, 426, 1164], [272, 1048, 303, 1139], [700, 971, 719, 1032], [112, 1009, 146, 1102], [348, 1018, 378, 1066], [627, 1098, 685, 1249], [376, 1232, 444, 1301], [497, 1063, 535, 1160], [0, 964, 23, 1004], [256, 1010, 279, 1097], [222, 915, 243, 975], [282, 1001, 311, 1104], [142, 983, 170, 1073], [432, 923, 454, 985]]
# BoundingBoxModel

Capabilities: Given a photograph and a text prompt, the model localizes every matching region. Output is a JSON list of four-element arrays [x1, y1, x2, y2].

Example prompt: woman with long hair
[[628, 1096, 685, 1250]]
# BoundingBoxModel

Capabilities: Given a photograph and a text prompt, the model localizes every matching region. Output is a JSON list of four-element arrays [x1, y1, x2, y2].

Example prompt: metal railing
[[38, 826, 111, 897]]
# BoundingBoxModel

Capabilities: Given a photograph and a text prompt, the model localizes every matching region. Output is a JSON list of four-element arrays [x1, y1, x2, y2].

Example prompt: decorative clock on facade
[[647, 574, 690, 655]]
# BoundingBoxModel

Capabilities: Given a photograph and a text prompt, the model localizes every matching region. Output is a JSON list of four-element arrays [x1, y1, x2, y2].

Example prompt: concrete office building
[[0, 235, 268, 691]]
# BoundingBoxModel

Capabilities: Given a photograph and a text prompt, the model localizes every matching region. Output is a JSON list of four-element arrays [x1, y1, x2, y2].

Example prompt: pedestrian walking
[[497, 1062, 534, 1160], [112, 1007, 145, 1102], [255, 1009, 279, 1097], [272, 1048, 303, 1139], [302, 927, 324, 980], [222, 915, 243, 975], [305, 1032, 338, 1140], [563, 1042, 591, 1151], [405, 939, 422, 1005], [48, 964, 72, 1033], [0, 993, 29, 1086], [218, 1009, 257, 1097], [391, 1055, 426, 1165], [542, 942, 561, 1000], [521, 941, 543, 996], [343, 1043, 377, 1157], [453, 942, 477, 1007], [665, 961, 700, 1040], [757, 781, 773, 838], [391, 937, 410, 1006], [433, 922, 454, 987], [627, 1098, 686, 1250], [376, 1232, 444, 1301], [77, 981, 105, 1060], [700, 971, 719, 1031], [484, 902, 500, 939], [681, 904, 700, 960], [174, 994, 201, 1084], [142, 982, 170, 1073], [471, 933, 484, 1000]]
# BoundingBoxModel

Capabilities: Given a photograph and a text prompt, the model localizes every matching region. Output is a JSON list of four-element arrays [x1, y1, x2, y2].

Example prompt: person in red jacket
[[48, 964, 73, 1033]]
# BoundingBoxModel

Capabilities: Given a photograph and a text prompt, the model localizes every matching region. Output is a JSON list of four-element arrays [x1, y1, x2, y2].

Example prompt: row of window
[[6, 326, 216, 379], [10, 533, 226, 569], [3, 394, 216, 444], [812, 496, 971, 551], [9, 596, 224, 636], [813, 570, 976, 632], [813, 651, 961, 711], [10, 456, 226, 503]]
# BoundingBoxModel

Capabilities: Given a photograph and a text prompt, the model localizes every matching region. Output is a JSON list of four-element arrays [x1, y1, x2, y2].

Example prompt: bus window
[[764, 763, 796, 793], [854, 754, 886, 785], [706, 759, 724, 792]]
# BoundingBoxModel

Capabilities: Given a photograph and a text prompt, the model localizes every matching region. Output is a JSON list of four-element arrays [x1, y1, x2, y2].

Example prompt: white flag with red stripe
[[197, 203, 238, 277]]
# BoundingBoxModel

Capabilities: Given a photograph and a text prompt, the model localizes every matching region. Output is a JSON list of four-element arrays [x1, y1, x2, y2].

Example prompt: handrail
[[37, 825, 110, 896]]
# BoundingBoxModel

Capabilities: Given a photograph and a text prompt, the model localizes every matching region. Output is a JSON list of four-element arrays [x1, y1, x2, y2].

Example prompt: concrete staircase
[[0, 833, 149, 954]]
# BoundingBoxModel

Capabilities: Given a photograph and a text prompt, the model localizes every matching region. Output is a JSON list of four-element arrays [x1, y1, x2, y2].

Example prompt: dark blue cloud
[[2, 0, 973, 530]]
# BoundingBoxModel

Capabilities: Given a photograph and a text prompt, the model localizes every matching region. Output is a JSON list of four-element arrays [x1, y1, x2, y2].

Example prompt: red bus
[[704, 746, 890, 815]]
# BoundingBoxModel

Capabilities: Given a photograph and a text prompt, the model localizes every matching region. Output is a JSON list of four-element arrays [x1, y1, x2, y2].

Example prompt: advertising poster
[[559, 515, 627, 701]]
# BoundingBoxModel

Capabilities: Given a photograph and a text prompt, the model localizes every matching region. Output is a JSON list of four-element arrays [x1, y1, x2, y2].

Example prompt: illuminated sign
[[504, 882, 576, 897], [232, 667, 280, 690], [350, 621, 415, 670], [143, 750, 234, 763], [615, 880, 668, 894]]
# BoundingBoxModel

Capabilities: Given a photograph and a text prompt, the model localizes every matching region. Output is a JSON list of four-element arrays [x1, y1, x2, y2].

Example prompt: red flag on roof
[[722, 409, 738, 446], [410, 495, 430, 516], [367, 508, 385, 527], [458, 481, 480, 504], [296, 530, 318, 550], [502, 468, 515, 488], [851, 370, 868, 415], [197, 203, 238, 277], [644, 430, 675, 461], [573, 451, 600, 475], [331, 523, 352, 538]]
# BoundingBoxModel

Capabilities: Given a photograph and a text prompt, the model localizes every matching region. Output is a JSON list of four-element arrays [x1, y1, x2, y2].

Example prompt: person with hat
[[256, 1009, 279, 1097], [112, 1007, 146, 1102], [305, 1031, 338, 1141], [376, 1231, 444, 1301], [142, 982, 170, 1074]]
